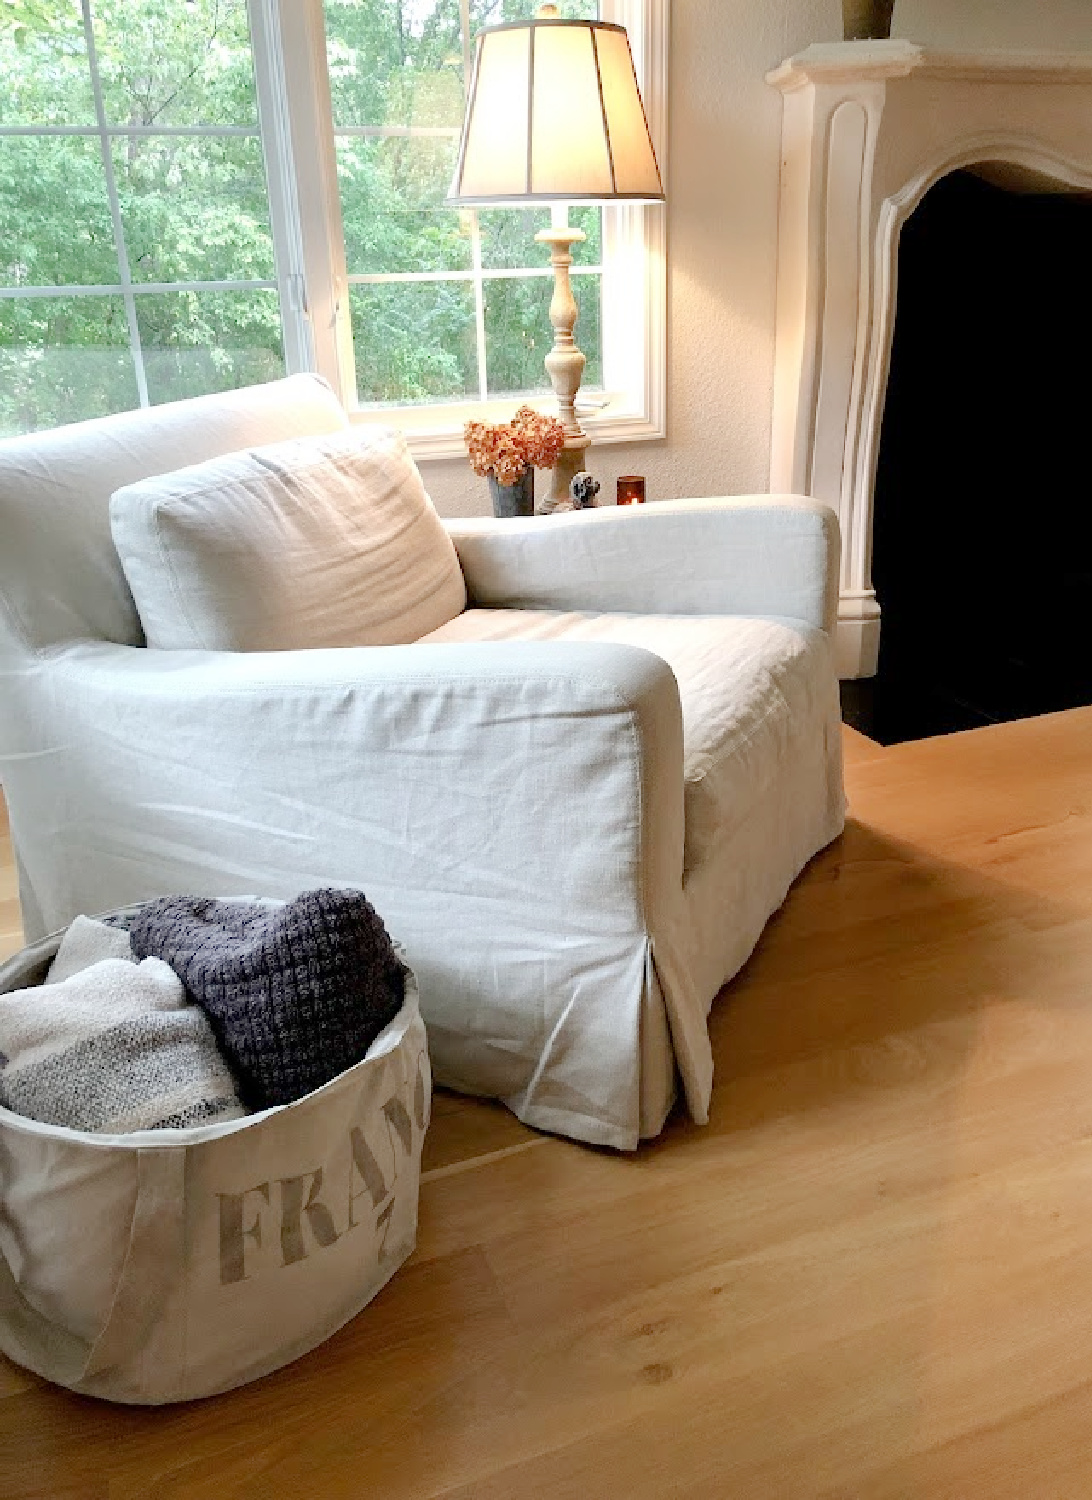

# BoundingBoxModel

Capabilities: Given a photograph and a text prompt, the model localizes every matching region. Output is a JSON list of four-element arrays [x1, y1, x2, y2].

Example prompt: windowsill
[[347, 393, 666, 461]]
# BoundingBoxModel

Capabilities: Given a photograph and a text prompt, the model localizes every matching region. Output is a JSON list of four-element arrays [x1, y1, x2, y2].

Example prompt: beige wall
[[420, 0, 1092, 518]]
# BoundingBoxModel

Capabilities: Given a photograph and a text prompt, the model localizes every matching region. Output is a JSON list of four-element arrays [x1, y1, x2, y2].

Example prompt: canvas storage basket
[[0, 909, 431, 1404]]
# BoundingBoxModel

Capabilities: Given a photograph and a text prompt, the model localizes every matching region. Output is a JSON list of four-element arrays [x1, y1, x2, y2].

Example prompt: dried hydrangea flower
[[464, 405, 566, 483], [512, 405, 566, 469]]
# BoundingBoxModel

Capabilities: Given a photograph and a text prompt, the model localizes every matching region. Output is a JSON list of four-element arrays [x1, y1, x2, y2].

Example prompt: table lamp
[[447, 4, 664, 510]]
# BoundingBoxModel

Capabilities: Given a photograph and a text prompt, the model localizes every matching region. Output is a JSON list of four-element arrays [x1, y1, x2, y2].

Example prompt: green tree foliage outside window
[[0, 0, 605, 435], [0, 0, 282, 434]]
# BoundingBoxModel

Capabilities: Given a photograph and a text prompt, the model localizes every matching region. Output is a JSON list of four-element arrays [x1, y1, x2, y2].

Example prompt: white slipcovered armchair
[[0, 375, 844, 1149]]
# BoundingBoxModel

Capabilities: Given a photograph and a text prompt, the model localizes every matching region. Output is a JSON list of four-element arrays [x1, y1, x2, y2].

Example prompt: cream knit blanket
[[0, 917, 246, 1133]]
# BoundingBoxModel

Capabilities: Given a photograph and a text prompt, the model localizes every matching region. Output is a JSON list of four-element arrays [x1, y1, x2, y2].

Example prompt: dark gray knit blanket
[[128, 889, 406, 1109]]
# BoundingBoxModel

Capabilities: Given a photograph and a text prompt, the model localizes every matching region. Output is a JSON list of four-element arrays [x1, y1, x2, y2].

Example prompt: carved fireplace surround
[[768, 42, 1092, 677]]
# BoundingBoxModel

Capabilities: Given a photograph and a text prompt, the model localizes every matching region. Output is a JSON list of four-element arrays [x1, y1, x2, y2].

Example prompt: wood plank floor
[[0, 794, 21, 964], [4, 711, 1092, 1497]]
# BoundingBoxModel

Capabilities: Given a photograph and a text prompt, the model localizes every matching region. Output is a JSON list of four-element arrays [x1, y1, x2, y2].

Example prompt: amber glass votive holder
[[616, 475, 646, 506]]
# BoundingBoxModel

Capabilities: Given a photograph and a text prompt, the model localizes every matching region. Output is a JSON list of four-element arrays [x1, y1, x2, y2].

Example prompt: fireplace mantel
[[768, 42, 1092, 676]]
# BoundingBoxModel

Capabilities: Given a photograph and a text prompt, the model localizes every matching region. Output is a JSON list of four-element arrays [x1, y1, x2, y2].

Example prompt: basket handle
[[82, 1145, 187, 1388], [0, 1230, 94, 1390], [0, 1144, 186, 1398]]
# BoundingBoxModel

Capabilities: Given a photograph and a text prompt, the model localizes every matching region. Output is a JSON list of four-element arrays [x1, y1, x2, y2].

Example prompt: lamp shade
[[447, 17, 663, 205]]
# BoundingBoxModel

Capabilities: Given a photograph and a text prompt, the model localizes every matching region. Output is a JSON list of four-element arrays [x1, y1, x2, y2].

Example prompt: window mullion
[[469, 217, 488, 403], [256, 0, 356, 405], [246, 0, 312, 375], [80, 0, 149, 408], [458, 0, 488, 401]]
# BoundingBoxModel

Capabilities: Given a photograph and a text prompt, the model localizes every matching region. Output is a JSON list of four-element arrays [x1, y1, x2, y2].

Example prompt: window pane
[[90, 0, 258, 127], [112, 136, 275, 284], [350, 281, 476, 404], [478, 203, 602, 271], [484, 272, 601, 397], [324, 0, 464, 129], [338, 136, 470, 275], [0, 295, 137, 435], [0, 1, 95, 125], [136, 290, 284, 406], [0, 138, 118, 287]]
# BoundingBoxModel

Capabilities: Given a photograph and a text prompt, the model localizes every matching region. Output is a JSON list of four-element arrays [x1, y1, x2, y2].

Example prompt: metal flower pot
[[487, 468, 534, 518]]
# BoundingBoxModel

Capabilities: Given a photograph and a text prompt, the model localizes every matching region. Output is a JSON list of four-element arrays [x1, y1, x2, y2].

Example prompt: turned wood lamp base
[[535, 211, 591, 512]]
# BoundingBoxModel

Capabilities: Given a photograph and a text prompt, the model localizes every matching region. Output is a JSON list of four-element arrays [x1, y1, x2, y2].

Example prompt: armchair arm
[[3, 637, 709, 1146], [14, 641, 683, 921], [445, 495, 841, 634]]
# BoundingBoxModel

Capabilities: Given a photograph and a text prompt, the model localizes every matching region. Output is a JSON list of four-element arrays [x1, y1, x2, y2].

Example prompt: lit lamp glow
[[447, 5, 664, 510]]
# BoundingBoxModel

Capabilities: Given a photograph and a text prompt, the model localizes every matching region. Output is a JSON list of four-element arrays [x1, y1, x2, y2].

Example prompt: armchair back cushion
[[110, 426, 467, 652], [0, 374, 350, 657]]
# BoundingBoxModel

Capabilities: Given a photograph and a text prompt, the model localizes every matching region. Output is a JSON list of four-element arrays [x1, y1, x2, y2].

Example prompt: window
[[0, 0, 285, 435], [324, 0, 603, 410], [0, 0, 666, 451]]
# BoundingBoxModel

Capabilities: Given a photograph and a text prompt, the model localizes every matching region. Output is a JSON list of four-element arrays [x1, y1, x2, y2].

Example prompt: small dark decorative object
[[842, 0, 894, 40], [569, 471, 600, 509], [616, 474, 646, 506]]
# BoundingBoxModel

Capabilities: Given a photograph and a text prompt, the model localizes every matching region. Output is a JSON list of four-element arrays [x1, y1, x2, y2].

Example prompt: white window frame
[[249, 0, 667, 460]]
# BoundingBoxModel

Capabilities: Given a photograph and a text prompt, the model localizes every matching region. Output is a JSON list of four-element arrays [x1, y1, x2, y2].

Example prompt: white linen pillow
[[109, 426, 467, 651]]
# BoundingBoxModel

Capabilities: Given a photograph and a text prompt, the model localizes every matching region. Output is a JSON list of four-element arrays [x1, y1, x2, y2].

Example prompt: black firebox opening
[[841, 167, 1092, 746]]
